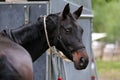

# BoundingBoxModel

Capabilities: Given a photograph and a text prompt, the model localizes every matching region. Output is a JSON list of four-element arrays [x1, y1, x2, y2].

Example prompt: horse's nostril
[[79, 57, 85, 66], [79, 57, 88, 69]]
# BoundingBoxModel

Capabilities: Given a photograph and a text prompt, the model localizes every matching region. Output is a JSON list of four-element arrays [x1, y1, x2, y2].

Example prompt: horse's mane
[[1, 13, 60, 43]]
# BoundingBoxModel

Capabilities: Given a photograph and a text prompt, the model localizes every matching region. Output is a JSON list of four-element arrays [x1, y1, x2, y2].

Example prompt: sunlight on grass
[[96, 60, 120, 80]]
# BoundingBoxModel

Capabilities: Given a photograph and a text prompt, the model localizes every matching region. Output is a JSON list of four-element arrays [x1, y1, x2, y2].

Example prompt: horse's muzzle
[[79, 57, 89, 69], [72, 49, 89, 70]]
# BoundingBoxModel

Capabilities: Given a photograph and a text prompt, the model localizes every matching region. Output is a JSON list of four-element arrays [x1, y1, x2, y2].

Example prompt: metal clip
[[24, 5, 30, 24]]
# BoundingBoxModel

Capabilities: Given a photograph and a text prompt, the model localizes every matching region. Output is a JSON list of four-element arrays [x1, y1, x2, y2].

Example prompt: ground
[[96, 56, 120, 80]]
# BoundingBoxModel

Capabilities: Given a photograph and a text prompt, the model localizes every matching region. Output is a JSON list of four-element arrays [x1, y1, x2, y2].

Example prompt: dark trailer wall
[[0, 1, 49, 80]]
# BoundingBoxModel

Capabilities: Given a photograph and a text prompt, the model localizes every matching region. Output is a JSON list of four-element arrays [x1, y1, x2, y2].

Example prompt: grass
[[96, 60, 120, 80]]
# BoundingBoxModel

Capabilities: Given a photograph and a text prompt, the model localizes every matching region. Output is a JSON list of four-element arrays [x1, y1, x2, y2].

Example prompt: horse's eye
[[65, 28, 72, 33]]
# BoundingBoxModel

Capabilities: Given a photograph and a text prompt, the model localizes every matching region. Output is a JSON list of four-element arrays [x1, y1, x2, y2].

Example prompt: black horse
[[0, 3, 89, 80]]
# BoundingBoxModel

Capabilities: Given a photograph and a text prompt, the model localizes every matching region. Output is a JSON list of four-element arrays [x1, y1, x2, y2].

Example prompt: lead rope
[[43, 16, 62, 80], [43, 15, 51, 49], [43, 15, 52, 80]]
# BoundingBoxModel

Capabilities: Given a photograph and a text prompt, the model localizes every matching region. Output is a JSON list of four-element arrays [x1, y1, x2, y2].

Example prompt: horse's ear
[[62, 3, 70, 19], [73, 5, 83, 19]]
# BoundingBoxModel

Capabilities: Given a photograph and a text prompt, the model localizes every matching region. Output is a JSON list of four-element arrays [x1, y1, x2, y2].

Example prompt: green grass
[[96, 60, 120, 80]]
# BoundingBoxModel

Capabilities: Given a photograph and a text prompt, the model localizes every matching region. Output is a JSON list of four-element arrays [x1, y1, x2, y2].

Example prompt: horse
[[0, 3, 89, 80], [0, 34, 33, 80], [2, 3, 89, 69]]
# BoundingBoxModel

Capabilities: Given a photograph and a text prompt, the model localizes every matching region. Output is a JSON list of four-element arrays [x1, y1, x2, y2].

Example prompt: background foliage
[[92, 0, 120, 43]]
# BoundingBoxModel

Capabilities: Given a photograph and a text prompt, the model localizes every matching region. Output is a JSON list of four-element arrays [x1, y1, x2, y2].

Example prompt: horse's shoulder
[[0, 34, 33, 80], [0, 54, 22, 80]]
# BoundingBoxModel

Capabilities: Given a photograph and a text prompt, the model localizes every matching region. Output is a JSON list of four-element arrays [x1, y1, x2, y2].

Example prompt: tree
[[92, 0, 120, 43]]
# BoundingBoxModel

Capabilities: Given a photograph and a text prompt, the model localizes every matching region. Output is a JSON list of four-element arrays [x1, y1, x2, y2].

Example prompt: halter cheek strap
[[56, 35, 71, 54]]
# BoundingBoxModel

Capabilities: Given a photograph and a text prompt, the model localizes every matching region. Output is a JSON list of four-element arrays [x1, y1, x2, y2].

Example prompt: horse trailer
[[0, 0, 98, 80]]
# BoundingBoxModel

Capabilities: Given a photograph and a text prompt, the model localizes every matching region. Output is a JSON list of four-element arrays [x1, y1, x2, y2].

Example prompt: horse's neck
[[2, 15, 59, 61], [4, 21, 49, 61], [11, 22, 42, 44]]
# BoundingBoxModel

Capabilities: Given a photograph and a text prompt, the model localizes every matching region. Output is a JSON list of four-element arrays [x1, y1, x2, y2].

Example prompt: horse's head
[[57, 4, 89, 70], [38, 4, 89, 70]]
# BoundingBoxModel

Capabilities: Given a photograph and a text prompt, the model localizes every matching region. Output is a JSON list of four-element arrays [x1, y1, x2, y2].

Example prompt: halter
[[43, 15, 79, 61], [43, 15, 72, 55]]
